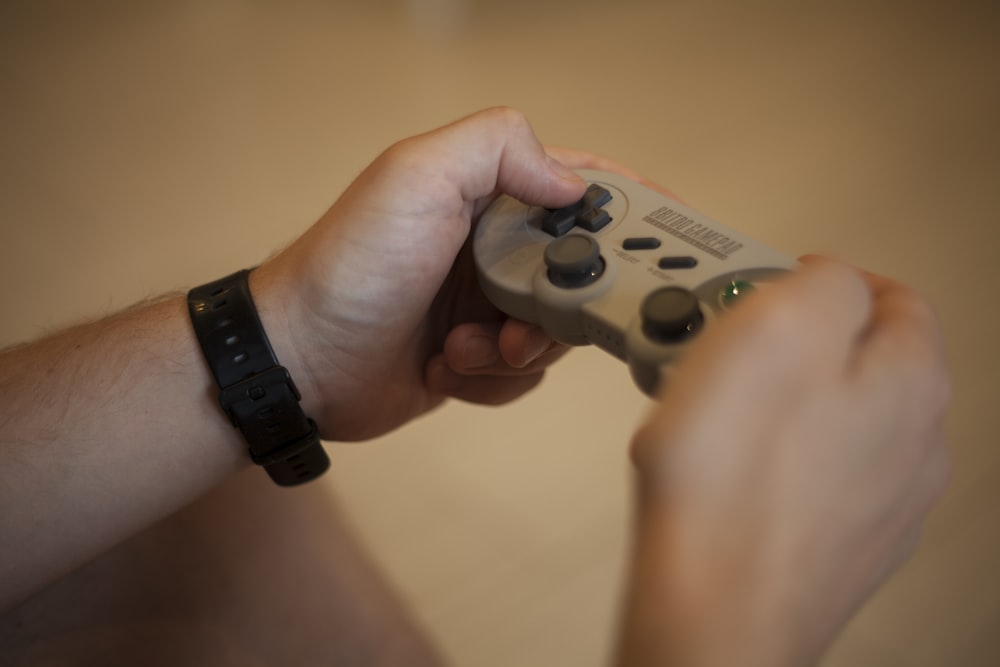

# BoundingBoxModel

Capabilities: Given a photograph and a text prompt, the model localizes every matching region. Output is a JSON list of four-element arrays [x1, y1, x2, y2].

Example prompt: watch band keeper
[[248, 419, 322, 467]]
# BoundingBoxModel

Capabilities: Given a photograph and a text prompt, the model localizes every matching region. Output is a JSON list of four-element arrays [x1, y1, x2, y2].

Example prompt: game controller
[[473, 169, 797, 395]]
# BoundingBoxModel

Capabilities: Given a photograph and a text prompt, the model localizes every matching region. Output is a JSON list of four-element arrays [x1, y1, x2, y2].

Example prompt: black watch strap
[[188, 269, 329, 486]]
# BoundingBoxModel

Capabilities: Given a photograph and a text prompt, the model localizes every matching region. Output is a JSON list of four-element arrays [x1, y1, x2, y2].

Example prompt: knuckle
[[483, 105, 529, 130], [377, 136, 423, 174]]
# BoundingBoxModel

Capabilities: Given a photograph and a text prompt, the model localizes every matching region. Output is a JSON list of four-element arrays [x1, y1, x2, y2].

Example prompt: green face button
[[720, 279, 755, 308]]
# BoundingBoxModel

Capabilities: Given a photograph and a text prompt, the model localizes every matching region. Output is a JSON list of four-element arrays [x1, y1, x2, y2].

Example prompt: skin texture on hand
[[0, 107, 629, 611], [616, 256, 952, 667], [0, 104, 951, 667], [250, 107, 641, 441]]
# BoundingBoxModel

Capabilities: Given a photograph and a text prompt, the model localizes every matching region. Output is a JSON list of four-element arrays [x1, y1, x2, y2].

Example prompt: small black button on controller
[[658, 255, 698, 269], [545, 234, 604, 288], [641, 286, 704, 342], [622, 237, 661, 251]]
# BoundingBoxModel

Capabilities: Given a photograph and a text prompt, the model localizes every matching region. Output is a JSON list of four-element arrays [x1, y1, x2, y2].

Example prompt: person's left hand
[[251, 108, 636, 441]]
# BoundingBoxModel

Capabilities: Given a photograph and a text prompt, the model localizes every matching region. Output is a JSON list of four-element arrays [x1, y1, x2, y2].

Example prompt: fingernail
[[522, 330, 554, 366], [462, 335, 499, 369]]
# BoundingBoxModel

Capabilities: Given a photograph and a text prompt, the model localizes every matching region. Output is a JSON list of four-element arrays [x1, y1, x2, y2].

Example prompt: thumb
[[408, 107, 587, 208]]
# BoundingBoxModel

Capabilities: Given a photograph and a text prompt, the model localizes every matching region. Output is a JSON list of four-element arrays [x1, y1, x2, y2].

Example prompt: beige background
[[1, 1, 998, 665]]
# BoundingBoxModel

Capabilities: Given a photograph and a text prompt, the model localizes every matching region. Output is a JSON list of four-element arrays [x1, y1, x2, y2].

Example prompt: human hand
[[251, 108, 635, 441], [0, 109, 658, 612], [617, 257, 952, 666]]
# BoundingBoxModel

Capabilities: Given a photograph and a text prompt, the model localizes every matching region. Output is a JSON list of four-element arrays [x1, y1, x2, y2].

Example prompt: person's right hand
[[617, 256, 952, 667]]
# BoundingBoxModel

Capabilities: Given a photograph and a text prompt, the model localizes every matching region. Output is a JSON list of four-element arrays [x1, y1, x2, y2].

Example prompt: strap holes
[[266, 423, 282, 434], [225, 335, 240, 346], [287, 453, 302, 462], [217, 318, 233, 328], [209, 287, 228, 297], [233, 352, 249, 364], [257, 407, 275, 418], [212, 299, 228, 310], [292, 462, 307, 471], [296, 470, 311, 479]]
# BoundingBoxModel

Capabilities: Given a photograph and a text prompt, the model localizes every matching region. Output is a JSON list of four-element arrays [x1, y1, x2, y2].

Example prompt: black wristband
[[188, 269, 329, 486]]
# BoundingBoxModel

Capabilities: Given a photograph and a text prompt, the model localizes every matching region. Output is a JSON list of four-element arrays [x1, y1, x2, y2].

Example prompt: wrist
[[618, 502, 818, 667], [245, 232, 442, 444], [246, 260, 326, 424], [188, 267, 328, 485]]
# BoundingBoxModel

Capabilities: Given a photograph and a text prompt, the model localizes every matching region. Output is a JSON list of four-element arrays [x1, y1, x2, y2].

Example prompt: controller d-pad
[[583, 184, 612, 209], [577, 207, 611, 232], [542, 184, 613, 237], [541, 208, 579, 237]]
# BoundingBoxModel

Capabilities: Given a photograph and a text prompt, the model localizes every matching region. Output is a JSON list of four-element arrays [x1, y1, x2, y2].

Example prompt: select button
[[622, 237, 662, 251]]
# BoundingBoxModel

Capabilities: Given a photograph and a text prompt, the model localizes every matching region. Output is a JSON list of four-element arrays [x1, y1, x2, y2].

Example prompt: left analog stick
[[544, 235, 604, 288]]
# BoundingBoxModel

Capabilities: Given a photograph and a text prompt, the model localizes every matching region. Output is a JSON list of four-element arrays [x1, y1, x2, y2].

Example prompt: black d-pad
[[542, 184, 613, 237]]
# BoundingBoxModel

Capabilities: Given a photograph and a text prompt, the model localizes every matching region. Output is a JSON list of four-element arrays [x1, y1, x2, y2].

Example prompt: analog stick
[[544, 235, 604, 288], [641, 286, 703, 342]]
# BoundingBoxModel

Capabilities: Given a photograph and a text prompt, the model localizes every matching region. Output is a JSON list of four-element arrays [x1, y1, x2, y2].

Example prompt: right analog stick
[[641, 286, 704, 342]]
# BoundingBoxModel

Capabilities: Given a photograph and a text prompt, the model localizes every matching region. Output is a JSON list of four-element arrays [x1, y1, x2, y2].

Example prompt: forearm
[[0, 293, 250, 610]]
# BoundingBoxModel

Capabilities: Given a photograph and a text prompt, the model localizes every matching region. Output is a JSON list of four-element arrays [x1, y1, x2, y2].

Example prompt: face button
[[641, 286, 704, 343], [544, 234, 604, 288]]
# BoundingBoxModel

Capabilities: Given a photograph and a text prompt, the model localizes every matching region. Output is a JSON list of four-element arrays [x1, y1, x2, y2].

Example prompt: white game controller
[[473, 169, 797, 395]]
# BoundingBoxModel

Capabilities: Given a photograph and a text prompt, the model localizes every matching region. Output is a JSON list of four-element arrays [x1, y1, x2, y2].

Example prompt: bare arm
[[0, 107, 591, 612], [0, 295, 252, 608]]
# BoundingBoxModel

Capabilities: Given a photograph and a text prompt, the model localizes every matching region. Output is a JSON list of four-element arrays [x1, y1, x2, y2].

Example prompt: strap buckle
[[218, 366, 300, 427]]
